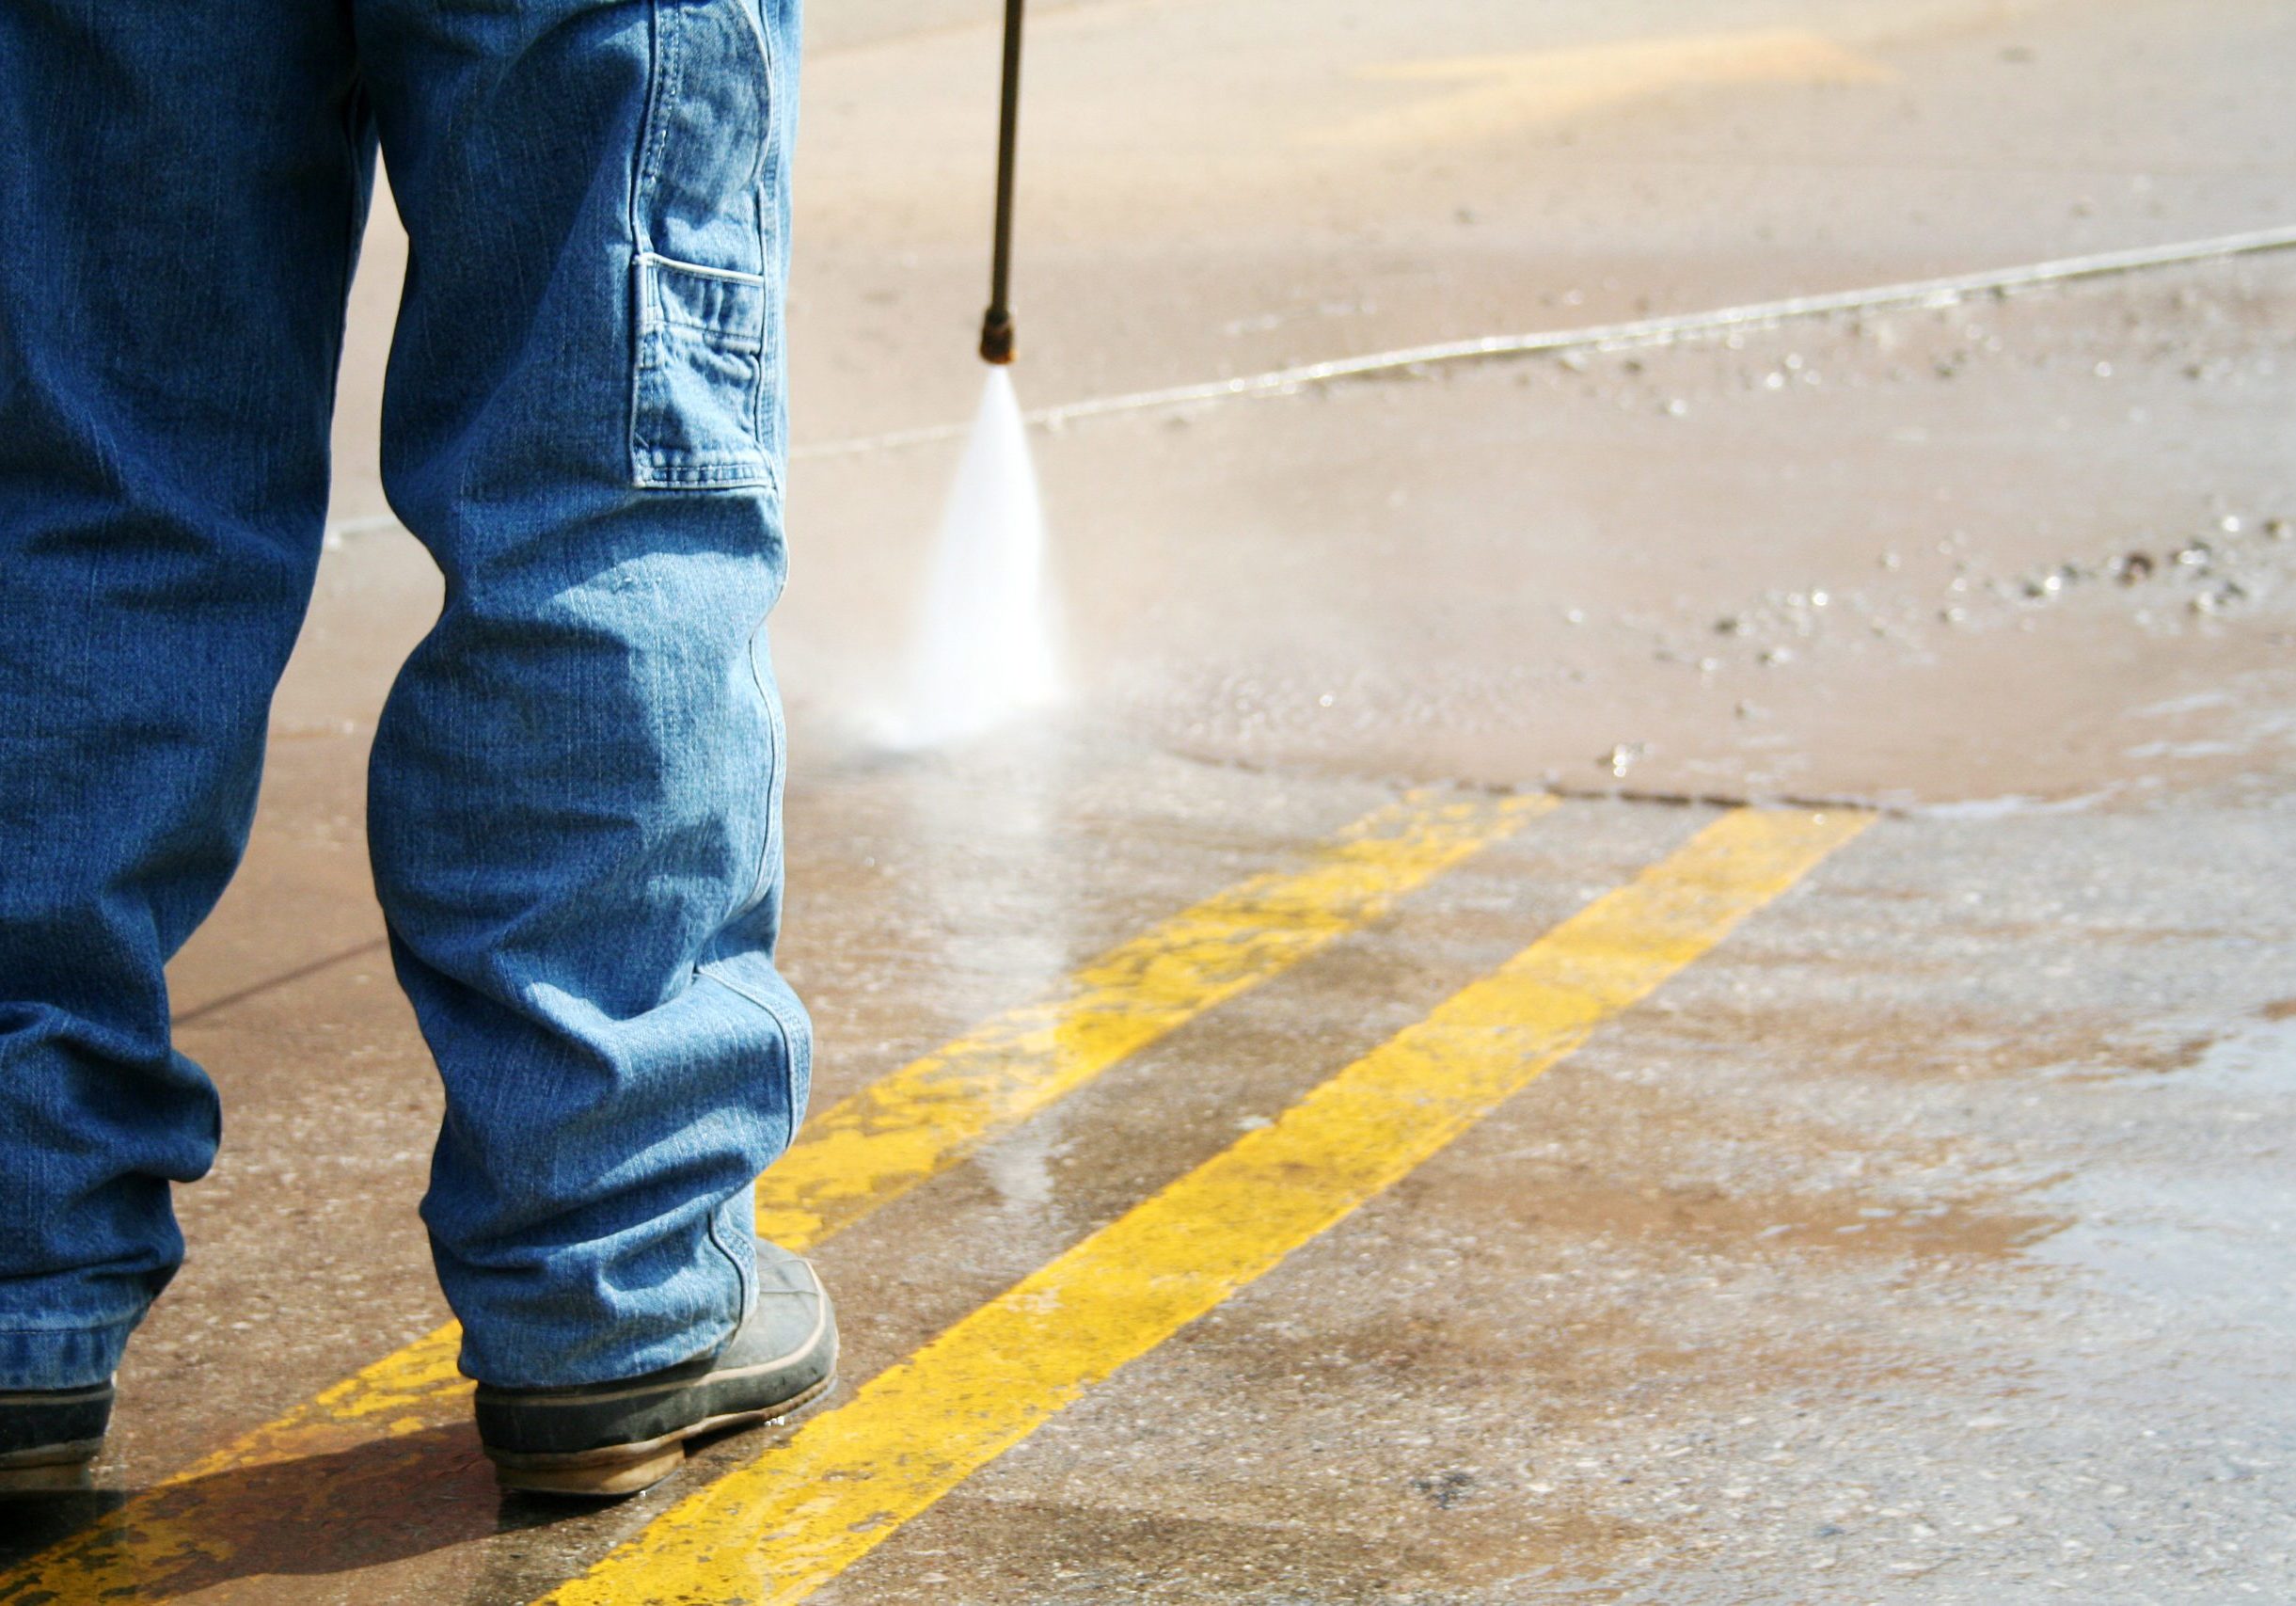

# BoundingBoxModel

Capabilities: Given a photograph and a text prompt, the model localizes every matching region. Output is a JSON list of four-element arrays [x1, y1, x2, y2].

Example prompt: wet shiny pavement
[[13, 767, 2293, 1601], [6, 0, 2294, 1600]]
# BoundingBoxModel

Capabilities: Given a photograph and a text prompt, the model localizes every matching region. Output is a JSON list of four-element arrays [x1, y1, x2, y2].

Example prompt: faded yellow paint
[[1313, 30, 1895, 150], [755, 788, 1556, 1243], [0, 789, 1541, 1602], [538, 808, 1870, 1606]]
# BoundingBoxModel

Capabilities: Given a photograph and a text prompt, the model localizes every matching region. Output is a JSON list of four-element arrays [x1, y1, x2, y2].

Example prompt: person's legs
[[354, 0, 813, 1390], [0, 0, 371, 1402]]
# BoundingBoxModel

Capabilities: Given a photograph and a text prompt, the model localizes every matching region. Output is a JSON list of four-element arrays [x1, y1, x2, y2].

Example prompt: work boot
[[0, 1380, 112, 1495], [474, 1245, 836, 1499]]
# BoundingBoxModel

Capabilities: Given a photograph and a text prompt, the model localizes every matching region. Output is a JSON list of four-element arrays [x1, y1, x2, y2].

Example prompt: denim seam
[[696, 962, 800, 1048], [695, 961, 812, 1315], [744, 0, 780, 452], [634, 461, 775, 486], [635, 251, 766, 288], [705, 1196, 752, 1327], [633, 448, 770, 470], [737, 618, 783, 914], [697, 962, 811, 1128], [631, 0, 686, 257]]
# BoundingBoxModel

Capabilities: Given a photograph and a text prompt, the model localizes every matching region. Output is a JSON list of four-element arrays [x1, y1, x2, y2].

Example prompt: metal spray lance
[[976, 0, 1025, 364]]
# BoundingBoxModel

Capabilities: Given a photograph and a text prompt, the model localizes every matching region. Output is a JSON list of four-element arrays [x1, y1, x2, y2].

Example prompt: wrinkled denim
[[0, 0, 810, 1390]]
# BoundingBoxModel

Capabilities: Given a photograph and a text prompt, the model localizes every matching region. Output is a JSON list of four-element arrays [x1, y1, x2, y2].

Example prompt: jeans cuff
[[0, 1316, 139, 1391]]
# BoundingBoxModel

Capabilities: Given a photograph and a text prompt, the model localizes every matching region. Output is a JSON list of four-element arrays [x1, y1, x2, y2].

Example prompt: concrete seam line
[[786, 222, 2296, 462], [321, 225, 2296, 535]]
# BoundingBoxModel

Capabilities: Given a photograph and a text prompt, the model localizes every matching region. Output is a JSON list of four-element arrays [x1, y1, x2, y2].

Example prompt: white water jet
[[889, 368, 1059, 748]]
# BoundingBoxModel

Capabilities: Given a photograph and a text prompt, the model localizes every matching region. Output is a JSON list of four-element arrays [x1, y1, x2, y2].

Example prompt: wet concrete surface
[[8, 0, 2294, 1600], [800, 255, 2296, 805]]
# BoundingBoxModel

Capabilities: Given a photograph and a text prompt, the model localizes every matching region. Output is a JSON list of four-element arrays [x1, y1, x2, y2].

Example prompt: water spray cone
[[889, 0, 1053, 749], [897, 370, 1057, 746]]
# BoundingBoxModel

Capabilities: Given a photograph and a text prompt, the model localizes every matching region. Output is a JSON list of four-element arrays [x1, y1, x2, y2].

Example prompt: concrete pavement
[[4, 0, 2292, 1599]]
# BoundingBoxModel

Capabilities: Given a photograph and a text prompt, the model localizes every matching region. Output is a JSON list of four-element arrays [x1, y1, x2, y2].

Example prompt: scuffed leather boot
[[475, 1244, 835, 1498]]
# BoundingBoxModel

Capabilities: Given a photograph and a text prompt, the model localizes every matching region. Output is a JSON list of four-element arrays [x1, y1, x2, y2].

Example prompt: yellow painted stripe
[[538, 807, 1869, 1606], [0, 789, 1543, 1601], [752, 788, 1555, 1246]]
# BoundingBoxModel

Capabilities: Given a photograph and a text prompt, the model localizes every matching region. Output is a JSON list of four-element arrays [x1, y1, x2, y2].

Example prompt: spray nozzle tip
[[978, 308, 1016, 365]]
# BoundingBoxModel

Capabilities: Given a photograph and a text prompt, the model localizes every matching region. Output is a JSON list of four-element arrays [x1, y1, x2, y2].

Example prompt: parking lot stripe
[[536, 807, 1869, 1606], [0, 789, 1544, 1600], [752, 788, 1557, 1247]]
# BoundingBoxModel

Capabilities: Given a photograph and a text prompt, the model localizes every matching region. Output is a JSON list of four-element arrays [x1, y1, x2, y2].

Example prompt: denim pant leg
[[0, 3, 370, 1387], [354, 0, 813, 1388]]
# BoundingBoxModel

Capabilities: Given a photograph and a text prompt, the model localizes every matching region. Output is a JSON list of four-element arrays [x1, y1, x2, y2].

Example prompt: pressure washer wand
[[977, 0, 1025, 364]]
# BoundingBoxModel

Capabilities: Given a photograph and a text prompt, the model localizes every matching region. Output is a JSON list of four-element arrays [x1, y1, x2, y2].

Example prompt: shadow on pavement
[[0, 1422, 571, 1599]]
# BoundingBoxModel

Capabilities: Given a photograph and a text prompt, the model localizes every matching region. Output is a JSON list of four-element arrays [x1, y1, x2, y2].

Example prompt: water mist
[[892, 369, 1057, 746], [885, 0, 1053, 750]]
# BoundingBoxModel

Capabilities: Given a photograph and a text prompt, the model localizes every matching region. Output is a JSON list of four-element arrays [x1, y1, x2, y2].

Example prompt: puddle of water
[[884, 369, 1060, 748], [2031, 1011, 2296, 1320], [2133, 688, 2238, 719], [2123, 739, 2243, 760], [2174, 1010, 2296, 1095], [1912, 787, 2119, 821]]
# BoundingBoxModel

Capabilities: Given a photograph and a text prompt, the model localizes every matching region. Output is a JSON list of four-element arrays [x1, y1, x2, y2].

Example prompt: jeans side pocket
[[632, 253, 771, 488], [629, 0, 779, 491]]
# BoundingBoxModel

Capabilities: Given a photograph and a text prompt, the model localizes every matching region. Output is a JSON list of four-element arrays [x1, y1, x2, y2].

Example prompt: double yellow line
[[4, 796, 1867, 1605], [541, 806, 1864, 1604], [0, 789, 1547, 1598]]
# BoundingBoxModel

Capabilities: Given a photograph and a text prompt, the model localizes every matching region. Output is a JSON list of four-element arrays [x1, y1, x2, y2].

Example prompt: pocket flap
[[640, 255, 767, 353]]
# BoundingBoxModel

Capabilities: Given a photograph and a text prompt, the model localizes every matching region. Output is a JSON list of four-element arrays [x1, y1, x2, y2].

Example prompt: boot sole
[[486, 1369, 836, 1499], [0, 1439, 103, 1496]]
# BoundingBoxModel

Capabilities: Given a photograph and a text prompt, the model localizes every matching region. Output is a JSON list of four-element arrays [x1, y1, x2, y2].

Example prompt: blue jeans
[[0, 0, 810, 1390]]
